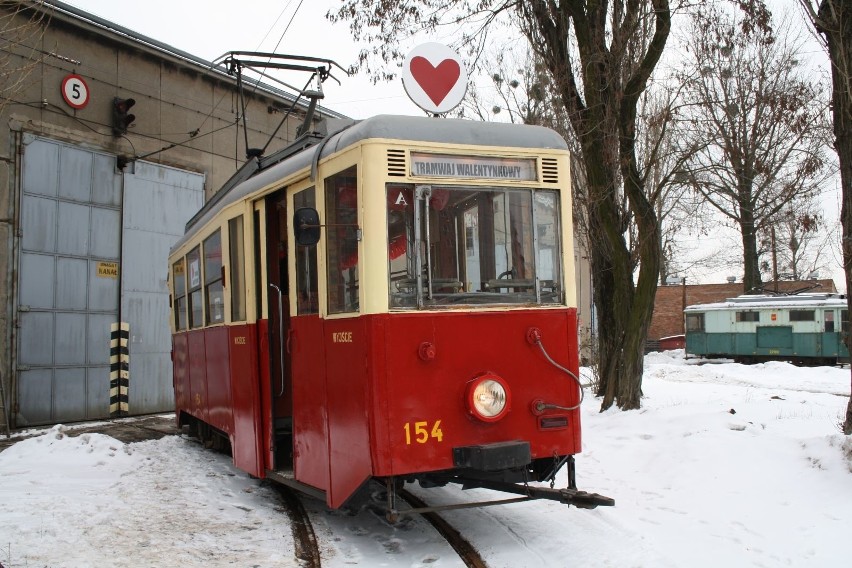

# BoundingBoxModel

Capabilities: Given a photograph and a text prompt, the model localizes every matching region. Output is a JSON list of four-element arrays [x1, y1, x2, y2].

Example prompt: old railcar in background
[[685, 293, 850, 365]]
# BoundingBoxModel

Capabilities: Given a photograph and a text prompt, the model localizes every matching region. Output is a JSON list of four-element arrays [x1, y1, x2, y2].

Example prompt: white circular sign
[[61, 74, 90, 109], [402, 43, 468, 114]]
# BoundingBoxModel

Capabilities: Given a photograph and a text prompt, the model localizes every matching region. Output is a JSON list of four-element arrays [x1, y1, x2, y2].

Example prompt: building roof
[[685, 292, 847, 311]]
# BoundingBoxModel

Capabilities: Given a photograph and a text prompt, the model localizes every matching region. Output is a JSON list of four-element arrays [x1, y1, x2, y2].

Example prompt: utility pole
[[771, 225, 778, 292]]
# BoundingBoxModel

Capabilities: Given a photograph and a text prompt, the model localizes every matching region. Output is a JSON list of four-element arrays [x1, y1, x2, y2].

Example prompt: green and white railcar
[[684, 293, 850, 365]]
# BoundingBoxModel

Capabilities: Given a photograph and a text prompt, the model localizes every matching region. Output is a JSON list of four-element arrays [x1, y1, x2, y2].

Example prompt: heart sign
[[409, 57, 460, 106], [402, 43, 468, 114]]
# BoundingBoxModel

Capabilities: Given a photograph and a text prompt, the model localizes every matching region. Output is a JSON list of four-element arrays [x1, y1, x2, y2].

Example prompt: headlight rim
[[465, 372, 511, 422]]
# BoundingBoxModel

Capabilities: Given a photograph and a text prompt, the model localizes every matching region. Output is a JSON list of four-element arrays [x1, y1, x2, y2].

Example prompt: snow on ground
[[1, 351, 850, 567], [0, 430, 297, 567]]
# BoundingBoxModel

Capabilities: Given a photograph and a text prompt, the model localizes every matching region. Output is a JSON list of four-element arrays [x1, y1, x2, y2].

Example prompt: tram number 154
[[403, 420, 444, 445]]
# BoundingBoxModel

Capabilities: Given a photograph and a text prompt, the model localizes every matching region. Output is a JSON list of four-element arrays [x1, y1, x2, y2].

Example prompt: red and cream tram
[[168, 114, 612, 514]]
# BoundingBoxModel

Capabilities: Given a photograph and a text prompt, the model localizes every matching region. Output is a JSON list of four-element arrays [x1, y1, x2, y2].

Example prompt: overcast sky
[[63, 0, 424, 119]]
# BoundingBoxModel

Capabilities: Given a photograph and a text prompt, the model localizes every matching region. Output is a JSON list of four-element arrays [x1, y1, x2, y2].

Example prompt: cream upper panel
[[358, 140, 575, 316]]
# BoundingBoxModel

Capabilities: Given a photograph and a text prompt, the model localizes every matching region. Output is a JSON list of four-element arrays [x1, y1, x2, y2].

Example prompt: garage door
[[15, 136, 203, 426]]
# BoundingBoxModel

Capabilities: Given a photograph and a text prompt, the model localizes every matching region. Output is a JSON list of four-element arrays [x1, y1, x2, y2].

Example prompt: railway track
[[274, 485, 323, 568], [274, 483, 489, 568], [397, 488, 489, 568]]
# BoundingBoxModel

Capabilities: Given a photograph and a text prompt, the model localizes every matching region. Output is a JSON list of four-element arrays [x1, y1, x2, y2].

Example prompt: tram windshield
[[387, 184, 563, 308]]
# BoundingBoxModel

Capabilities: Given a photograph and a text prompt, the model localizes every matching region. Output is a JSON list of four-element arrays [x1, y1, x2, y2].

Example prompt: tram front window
[[387, 184, 563, 308]]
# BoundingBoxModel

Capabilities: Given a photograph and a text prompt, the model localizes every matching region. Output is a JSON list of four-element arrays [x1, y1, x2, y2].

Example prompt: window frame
[[686, 313, 705, 332], [294, 187, 319, 315], [186, 245, 203, 329], [228, 216, 247, 322], [789, 309, 815, 322], [386, 183, 564, 309], [203, 230, 225, 326], [736, 311, 760, 323], [172, 257, 187, 331], [324, 166, 360, 315]]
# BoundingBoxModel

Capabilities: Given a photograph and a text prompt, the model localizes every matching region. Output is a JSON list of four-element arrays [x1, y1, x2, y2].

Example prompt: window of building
[[789, 310, 815, 322], [172, 258, 187, 331], [187, 246, 203, 328], [294, 188, 319, 315], [228, 216, 246, 322], [204, 230, 224, 325], [325, 167, 359, 314], [686, 313, 705, 332], [736, 311, 760, 322]]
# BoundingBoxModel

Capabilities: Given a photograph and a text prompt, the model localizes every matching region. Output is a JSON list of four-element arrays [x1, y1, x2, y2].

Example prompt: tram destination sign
[[410, 153, 536, 181]]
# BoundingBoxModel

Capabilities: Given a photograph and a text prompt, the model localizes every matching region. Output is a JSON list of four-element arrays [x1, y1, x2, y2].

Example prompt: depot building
[[0, 1, 348, 427]]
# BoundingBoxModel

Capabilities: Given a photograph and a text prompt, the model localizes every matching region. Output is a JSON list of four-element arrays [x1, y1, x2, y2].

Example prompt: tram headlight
[[466, 374, 510, 422]]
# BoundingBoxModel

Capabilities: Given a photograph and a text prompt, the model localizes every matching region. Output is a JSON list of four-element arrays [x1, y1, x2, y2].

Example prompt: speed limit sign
[[61, 74, 90, 109]]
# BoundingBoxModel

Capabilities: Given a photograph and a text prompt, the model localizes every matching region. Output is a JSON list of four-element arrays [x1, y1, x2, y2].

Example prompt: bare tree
[[761, 195, 830, 282], [0, 2, 50, 117], [632, 84, 714, 284], [798, 0, 852, 434], [329, 0, 671, 410], [675, 3, 832, 293]]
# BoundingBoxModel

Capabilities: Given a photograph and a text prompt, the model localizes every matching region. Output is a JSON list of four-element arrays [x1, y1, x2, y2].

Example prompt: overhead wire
[[249, 0, 306, 98]]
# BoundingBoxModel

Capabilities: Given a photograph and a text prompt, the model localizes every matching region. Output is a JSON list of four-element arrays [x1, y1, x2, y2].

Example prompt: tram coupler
[[454, 477, 615, 509], [556, 487, 615, 509]]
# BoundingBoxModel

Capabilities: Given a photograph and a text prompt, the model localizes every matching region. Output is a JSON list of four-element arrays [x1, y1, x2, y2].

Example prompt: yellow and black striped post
[[109, 322, 130, 417]]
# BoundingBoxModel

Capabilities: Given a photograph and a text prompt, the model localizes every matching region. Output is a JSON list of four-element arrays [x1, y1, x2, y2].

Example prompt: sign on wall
[[402, 43, 468, 114], [60, 74, 90, 109]]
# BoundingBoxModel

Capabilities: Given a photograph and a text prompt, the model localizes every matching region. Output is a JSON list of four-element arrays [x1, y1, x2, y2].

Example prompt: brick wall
[[648, 280, 838, 340]]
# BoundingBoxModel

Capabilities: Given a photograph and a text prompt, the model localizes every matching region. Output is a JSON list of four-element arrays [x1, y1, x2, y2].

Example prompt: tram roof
[[173, 115, 570, 250], [685, 293, 848, 312], [332, 114, 569, 151]]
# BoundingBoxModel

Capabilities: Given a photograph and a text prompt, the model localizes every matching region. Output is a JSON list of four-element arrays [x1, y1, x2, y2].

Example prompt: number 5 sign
[[61, 74, 90, 109]]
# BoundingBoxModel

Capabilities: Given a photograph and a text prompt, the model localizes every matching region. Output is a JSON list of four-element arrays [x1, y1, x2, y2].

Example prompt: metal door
[[16, 136, 122, 425], [121, 161, 204, 414], [15, 137, 205, 426]]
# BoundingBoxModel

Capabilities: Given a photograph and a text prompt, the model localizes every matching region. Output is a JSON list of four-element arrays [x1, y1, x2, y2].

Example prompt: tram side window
[[295, 188, 319, 315], [325, 166, 359, 314], [789, 310, 815, 322], [535, 190, 562, 304], [228, 216, 246, 322], [187, 246, 203, 328], [204, 230, 224, 325], [173, 258, 187, 331], [686, 313, 705, 332], [842, 310, 849, 333], [736, 311, 760, 322]]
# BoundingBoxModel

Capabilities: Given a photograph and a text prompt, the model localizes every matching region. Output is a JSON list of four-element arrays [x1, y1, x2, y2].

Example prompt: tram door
[[264, 190, 293, 468]]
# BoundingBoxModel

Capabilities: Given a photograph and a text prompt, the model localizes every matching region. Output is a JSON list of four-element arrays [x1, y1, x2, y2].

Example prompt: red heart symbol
[[409, 56, 461, 106]]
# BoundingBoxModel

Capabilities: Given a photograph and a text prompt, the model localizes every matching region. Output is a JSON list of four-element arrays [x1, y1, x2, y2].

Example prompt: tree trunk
[[817, 0, 852, 434], [740, 205, 762, 293], [836, 67, 852, 435], [520, 0, 668, 411]]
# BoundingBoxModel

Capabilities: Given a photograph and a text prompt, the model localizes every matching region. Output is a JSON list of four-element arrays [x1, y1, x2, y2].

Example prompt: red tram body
[[169, 115, 612, 513]]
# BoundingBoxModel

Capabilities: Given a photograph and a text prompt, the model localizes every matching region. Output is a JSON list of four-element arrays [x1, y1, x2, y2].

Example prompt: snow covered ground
[[1, 350, 850, 567]]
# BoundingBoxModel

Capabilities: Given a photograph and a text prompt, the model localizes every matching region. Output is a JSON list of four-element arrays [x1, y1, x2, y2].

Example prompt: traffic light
[[112, 97, 136, 136]]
